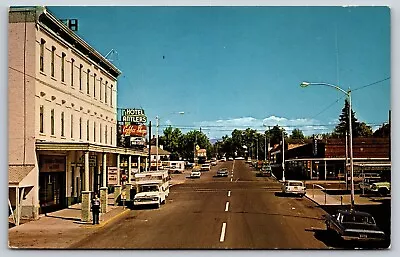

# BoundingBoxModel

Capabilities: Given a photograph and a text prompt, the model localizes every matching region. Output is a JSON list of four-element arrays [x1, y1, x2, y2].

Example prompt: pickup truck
[[325, 209, 386, 241]]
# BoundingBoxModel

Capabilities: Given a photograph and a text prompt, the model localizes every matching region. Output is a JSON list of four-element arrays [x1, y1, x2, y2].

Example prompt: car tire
[[378, 187, 389, 196]]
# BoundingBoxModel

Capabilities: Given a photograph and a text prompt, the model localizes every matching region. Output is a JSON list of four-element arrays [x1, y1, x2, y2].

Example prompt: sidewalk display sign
[[108, 167, 118, 185]]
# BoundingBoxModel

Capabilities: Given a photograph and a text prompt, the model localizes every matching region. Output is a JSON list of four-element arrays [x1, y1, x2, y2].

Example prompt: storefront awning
[[8, 165, 35, 186]]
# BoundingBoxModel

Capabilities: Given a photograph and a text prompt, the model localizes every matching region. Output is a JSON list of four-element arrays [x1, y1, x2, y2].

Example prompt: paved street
[[70, 160, 329, 249]]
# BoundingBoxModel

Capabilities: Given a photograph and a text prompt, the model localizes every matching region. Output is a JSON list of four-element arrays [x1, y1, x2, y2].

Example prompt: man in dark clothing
[[91, 193, 101, 225]]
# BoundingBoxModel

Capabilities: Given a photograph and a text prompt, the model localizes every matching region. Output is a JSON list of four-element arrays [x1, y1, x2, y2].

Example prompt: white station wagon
[[281, 180, 306, 197]]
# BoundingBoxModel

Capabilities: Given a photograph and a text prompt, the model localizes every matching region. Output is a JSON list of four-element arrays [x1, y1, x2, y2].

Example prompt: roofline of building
[[9, 6, 122, 78]]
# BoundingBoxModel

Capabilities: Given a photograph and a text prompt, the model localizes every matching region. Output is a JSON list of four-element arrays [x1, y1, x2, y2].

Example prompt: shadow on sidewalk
[[45, 214, 81, 222]]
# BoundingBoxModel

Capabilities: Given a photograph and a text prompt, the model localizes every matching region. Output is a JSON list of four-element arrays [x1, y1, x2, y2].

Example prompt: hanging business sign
[[40, 156, 65, 172], [121, 108, 147, 124]]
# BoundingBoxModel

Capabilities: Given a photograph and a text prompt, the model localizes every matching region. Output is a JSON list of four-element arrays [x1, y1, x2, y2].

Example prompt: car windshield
[[288, 182, 303, 187], [342, 214, 376, 225], [140, 185, 159, 192]]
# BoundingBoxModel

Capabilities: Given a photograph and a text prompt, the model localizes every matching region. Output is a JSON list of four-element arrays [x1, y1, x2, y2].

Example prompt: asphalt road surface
[[70, 160, 333, 249]]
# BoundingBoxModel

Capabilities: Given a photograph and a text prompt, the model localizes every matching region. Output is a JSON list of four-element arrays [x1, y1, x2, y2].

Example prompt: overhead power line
[[352, 77, 390, 92]]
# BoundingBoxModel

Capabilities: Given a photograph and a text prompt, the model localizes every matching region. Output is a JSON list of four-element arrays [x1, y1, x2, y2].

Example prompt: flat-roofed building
[[8, 6, 147, 224]]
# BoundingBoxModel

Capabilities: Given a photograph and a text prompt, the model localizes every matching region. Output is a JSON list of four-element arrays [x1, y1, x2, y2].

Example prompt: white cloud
[[194, 115, 334, 139]]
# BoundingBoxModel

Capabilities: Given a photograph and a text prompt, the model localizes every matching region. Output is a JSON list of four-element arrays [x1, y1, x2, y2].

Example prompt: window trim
[[40, 39, 45, 72]]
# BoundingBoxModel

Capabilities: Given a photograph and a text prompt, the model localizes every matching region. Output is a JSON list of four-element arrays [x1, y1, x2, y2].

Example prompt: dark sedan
[[325, 210, 386, 241]]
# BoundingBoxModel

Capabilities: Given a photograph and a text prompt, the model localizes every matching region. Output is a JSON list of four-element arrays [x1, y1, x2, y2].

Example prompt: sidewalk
[[305, 188, 386, 206], [8, 194, 129, 249], [8, 172, 190, 249]]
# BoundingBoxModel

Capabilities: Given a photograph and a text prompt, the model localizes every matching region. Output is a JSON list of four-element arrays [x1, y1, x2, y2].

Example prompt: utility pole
[[156, 116, 159, 172], [148, 121, 152, 172], [345, 131, 349, 190], [282, 131, 285, 181]]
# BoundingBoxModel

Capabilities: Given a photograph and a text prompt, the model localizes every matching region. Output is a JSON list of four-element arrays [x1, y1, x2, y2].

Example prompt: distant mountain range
[[209, 138, 221, 144]]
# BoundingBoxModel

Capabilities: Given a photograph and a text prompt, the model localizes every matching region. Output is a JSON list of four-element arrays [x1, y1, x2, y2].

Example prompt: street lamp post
[[300, 81, 354, 209]]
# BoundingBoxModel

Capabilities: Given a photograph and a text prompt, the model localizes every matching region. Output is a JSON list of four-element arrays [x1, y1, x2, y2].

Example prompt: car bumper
[[282, 190, 306, 195], [134, 200, 159, 206], [342, 235, 386, 241]]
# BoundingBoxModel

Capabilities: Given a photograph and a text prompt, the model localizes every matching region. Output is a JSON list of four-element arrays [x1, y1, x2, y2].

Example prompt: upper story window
[[51, 46, 56, 77], [79, 64, 83, 91], [99, 78, 103, 101], [50, 109, 55, 135], [93, 74, 97, 98], [87, 69, 90, 95], [40, 39, 45, 72], [110, 85, 113, 107], [71, 114, 74, 138], [105, 81, 108, 104], [79, 117, 82, 140], [100, 123, 102, 143], [105, 125, 108, 144], [61, 53, 66, 82], [71, 58, 75, 87], [39, 105, 44, 133], [111, 126, 113, 144], [61, 112, 65, 137], [94, 122, 96, 142], [87, 120, 90, 141]]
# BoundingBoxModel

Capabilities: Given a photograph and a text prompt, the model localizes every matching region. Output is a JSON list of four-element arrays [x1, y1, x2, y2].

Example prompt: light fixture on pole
[[300, 81, 354, 209]]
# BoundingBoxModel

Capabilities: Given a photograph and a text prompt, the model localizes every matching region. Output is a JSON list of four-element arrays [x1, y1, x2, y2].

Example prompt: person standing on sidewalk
[[91, 193, 101, 225]]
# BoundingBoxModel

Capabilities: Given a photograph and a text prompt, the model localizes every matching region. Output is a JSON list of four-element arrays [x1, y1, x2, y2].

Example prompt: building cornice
[[36, 141, 148, 157]]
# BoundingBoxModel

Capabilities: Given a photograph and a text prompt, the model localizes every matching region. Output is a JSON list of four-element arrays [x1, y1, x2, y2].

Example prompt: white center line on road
[[228, 191, 231, 197], [231, 174, 234, 177], [230, 178, 233, 182], [225, 201, 229, 212], [220, 222, 227, 242]]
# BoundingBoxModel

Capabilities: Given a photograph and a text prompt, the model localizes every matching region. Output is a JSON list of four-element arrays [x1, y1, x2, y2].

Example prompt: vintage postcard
[[8, 5, 391, 249]]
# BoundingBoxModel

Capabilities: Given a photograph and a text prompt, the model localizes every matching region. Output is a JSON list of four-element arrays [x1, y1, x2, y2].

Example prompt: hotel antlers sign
[[121, 108, 147, 136]]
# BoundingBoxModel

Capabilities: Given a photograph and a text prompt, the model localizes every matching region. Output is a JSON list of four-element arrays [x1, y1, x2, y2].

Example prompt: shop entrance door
[[39, 172, 66, 214]]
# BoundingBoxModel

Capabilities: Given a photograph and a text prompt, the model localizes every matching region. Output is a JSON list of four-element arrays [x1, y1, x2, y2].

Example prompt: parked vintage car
[[325, 209, 386, 241], [281, 180, 306, 197], [369, 182, 391, 196]]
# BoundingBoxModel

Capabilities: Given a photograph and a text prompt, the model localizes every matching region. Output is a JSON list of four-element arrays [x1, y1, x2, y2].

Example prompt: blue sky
[[48, 6, 390, 139]]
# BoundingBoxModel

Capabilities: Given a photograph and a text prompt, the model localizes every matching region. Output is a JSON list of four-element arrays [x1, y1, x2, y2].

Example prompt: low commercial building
[[270, 138, 390, 181]]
